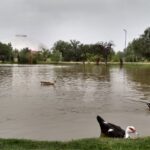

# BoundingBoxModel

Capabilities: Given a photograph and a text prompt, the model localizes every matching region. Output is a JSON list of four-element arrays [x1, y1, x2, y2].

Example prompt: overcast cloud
[[0, 0, 149, 51]]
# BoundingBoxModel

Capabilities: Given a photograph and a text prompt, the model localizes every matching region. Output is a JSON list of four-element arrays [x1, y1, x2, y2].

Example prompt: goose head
[[125, 126, 138, 138]]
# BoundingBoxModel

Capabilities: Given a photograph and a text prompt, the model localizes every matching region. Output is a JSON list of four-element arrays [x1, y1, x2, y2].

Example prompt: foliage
[[0, 42, 13, 62], [0, 39, 115, 64], [125, 27, 150, 61], [111, 51, 124, 62], [18, 48, 31, 64], [51, 40, 115, 64], [1, 27, 150, 64], [70, 40, 81, 61], [52, 40, 72, 61], [40, 48, 51, 61], [95, 41, 114, 64], [51, 50, 62, 62]]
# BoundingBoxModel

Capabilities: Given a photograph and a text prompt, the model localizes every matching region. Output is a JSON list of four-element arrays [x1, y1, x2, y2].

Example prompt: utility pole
[[123, 29, 127, 50], [120, 29, 127, 66]]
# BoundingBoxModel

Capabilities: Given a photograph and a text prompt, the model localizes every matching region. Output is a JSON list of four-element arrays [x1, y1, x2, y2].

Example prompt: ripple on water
[[0, 64, 150, 140]]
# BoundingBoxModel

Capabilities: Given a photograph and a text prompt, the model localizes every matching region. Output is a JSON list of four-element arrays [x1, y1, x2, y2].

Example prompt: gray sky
[[0, 0, 149, 51]]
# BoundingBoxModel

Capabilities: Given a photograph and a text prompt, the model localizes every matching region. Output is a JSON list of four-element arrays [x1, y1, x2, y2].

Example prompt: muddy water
[[0, 64, 150, 141]]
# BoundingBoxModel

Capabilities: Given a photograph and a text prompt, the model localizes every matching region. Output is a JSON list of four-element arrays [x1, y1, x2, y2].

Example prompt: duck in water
[[97, 115, 138, 138], [40, 80, 56, 86]]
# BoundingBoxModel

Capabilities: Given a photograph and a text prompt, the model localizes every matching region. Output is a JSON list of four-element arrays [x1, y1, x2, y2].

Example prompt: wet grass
[[0, 137, 150, 150]]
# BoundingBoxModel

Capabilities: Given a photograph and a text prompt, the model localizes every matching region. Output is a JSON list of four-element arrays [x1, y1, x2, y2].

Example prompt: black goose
[[97, 115, 137, 138]]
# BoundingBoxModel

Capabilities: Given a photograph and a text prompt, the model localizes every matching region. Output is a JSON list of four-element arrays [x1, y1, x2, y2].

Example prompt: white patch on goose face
[[103, 121, 108, 124], [108, 129, 114, 132]]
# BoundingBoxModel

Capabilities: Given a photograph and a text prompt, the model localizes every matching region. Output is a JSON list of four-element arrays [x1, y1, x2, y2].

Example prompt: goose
[[97, 115, 138, 138]]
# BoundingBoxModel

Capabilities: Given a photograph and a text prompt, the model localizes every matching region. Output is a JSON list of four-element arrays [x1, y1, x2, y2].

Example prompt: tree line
[[124, 27, 150, 62], [0, 27, 150, 64], [0, 40, 115, 64], [52, 40, 114, 64]]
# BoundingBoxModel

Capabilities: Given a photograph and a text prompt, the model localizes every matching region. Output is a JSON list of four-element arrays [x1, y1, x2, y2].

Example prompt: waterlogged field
[[0, 64, 150, 141]]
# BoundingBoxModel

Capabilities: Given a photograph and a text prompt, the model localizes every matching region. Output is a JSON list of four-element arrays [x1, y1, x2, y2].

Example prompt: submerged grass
[[0, 137, 150, 150]]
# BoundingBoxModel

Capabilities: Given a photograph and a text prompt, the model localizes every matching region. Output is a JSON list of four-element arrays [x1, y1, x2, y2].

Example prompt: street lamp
[[123, 29, 127, 50]]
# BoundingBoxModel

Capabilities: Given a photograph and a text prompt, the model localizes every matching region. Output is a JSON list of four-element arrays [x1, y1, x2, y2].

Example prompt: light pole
[[123, 29, 127, 50]]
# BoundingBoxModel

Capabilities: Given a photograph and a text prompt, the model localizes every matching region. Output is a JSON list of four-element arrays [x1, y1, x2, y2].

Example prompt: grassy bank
[[0, 137, 150, 150]]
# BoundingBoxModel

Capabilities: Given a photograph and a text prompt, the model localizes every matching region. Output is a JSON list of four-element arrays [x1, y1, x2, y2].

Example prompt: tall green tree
[[0, 42, 13, 62], [19, 48, 31, 64], [140, 27, 150, 59], [51, 50, 62, 62], [70, 40, 80, 61], [12, 49, 19, 63], [125, 27, 150, 61], [41, 48, 51, 61], [93, 42, 114, 64], [79, 44, 90, 63], [52, 40, 72, 61]]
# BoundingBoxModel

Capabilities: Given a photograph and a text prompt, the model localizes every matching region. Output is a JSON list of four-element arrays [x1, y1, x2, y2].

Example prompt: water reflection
[[0, 64, 150, 141], [0, 66, 13, 97], [52, 65, 111, 104], [125, 65, 150, 101]]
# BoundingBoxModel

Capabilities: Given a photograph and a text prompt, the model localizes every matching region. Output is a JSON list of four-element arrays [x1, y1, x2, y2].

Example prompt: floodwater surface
[[0, 64, 150, 141]]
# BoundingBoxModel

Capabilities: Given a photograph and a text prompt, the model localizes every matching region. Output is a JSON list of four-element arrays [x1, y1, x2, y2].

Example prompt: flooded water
[[0, 64, 150, 141]]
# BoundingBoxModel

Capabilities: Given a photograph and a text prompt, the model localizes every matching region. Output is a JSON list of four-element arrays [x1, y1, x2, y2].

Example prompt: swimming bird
[[131, 99, 150, 111], [147, 103, 150, 110], [40, 80, 56, 86], [97, 115, 138, 138]]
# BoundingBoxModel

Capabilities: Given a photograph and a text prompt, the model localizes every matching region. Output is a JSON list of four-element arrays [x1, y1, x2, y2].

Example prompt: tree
[[12, 49, 19, 63], [51, 40, 115, 63], [93, 42, 114, 65], [52, 40, 72, 61], [79, 44, 90, 63], [125, 27, 150, 61], [70, 40, 80, 61], [51, 50, 62, 62], [19, 48, 31, 64], [0, 42, 13, 62], [41, 48, 51, 61], [140, 27, 150, 59], [102, 42, 114, 64]]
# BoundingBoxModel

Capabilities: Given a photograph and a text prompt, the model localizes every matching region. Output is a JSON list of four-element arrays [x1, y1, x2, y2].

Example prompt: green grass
[[0, 137, 150, 150]]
